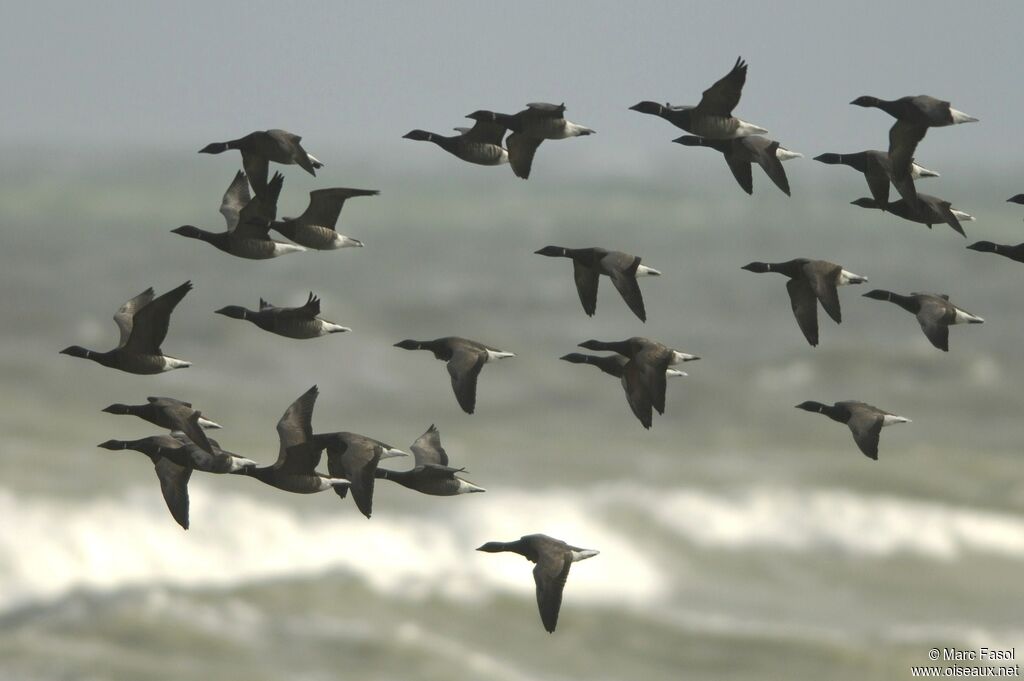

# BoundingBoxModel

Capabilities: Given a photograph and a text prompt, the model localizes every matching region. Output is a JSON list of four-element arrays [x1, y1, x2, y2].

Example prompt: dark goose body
[[216, 293, 350, 339], [534, 246, 661, 321], [477, 534, 598, 632], [795, 400, 910, 460], [60, 281, 193, 374], [814, 150, 939, 208], [851, 194, 973, 237], [402, 120, 509, 166], [199, 128, 323, 196], [862, 290, 983, 351], [394, 337, 514, 414], [102, 396, 222, 454], [674, 135, 800, 196], [315, 431, 407, 518], [272, 187, 377, 250], [375, 425, 484, 496], [577, 337, 699, 416], [967, 241, 1024, 264]]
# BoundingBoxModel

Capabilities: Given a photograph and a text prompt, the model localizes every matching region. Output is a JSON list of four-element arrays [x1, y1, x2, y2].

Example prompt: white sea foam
[[1, 483, 1023, 616]]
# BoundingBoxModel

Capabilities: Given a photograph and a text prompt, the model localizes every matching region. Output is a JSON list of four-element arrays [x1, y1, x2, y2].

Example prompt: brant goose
[[966, 241, 1024, 264], [673, 135, 801, 196], [1008, 195, 1024, 205], [172, 171, 306, 259], [60, 281, 193, 374], [741, 259, 868, 346], [376, 424, 485, 495], [272, 188, 377, 250], [314, 432, 408, 518], [850, 95, 977, 205], [199, 129, 323, 197], [393, 337, 515, 414], [577, 337, 699, 416], [795, 401, 910, 460], [534, 246, 661, 321], [814, 151, 939, 208], [102, 397, 221, 455], [97, 434, 257, 529], [477, 534, 598, 632], [402, 120, 509, 167], [560, 353, 686, 429], [851, 195, 973, 237], [862, 290, 983, 351], [466, 102, 594, 179], [630, 57, 767, 139], [215, 292, 350, 338], [241, 386, 351, 495]]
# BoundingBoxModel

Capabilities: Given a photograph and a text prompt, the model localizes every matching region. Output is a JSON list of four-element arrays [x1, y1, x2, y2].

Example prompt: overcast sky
[[1, 1, 1019, 170]]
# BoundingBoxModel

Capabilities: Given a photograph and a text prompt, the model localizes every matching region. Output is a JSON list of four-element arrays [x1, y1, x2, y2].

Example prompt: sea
[[1, 146, 1022, 680]]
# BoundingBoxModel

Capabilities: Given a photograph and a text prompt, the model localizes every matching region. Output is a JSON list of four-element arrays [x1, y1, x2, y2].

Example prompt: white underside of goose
[[635, 265, 662, 277], [271, 243, 308, 256], [319, 321, 351, 334], [949, 108, 979, 125], [733, 119, 769, 137], [837, 270, 868, 286], [455, 479, 486, 494], [881, 414, 911, 426], [950, 209, 975, 222], [776, 148, 803, 161], [910, 163, 940, 179], [318, 477, 351, 491], [669, 350, 700, 364], [570, 549, 600, 561], [197, 417, 222, 430], [485, 350, 516, 361], [160, 357, 192, 371], [953, 308, 984, 324]]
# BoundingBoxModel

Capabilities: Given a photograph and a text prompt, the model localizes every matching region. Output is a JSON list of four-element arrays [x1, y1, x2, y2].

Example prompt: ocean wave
[[1, 483, 1022, 616]]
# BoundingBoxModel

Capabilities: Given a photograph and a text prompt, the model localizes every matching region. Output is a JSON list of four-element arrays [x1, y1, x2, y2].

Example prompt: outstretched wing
[[533, 553, 572, 633], [219, 170, 251, 231], [123, 281, 192, 355], [803, 263, 842, 324], [888, 120, 928, 206], [461, 119, 508, 146], [606, 254, 647, 322], [113, 287, 155, 348], [297, 188, 379, 230], [785, 278, 820, 346], [234, 172, 283, 239], [507, 132, 543, 179], [410, 424, 449, 467], [697, 57, 747, 116], [846, 409, 883, 460], [447, 349, 488, 414], [153, 457, 192, 530], [753, 141, 791, 196], [274, 386, 321, 472], [572, 260, 600, 317]]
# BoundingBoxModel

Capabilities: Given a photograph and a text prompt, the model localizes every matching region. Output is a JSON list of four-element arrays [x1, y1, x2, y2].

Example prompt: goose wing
[[122, 281, 192, 355], [153, 457, 192, 530], [447, 348, 488, 414], [233, 172, 283, 239], [410, 424, 449, 467], [863, 154, 892, 207], [621, 361, 654, 429], [219, 170, 251, 231], [605, 253, 647, 322], [242, 153, 270, 199], [723, 148, 754, 194], [462, 119, 508, 146], [113, 287, 155, 348], [507, 132, 543, 179], [915, 298, 951, 351], [696, 57, 747, 116], [273, 386, 322, 473], [845, 405, 884, 460], [803, 262, 842, 324], [296, 188, 379, 230], [572, 260, 601, 317], [752, 140, 791, 196], [888, 120, 928, 206], [785, 277, 820, 346], [323, 434, 381, 517], [533, 551, 572, 633], [635, 346, 670, 415]]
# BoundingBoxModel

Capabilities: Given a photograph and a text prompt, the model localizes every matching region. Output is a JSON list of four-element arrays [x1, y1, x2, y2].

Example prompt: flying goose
[[393, 337, 515, 414], [199, 129, 323, 197], [966, 240, 1024, 264], [215, 292, 350, 338], [466, 102, 594, 179], [477, 534, 599, 633], [1008, 195, 1024, 205], [577, 337, 699, 416], [376, 424, 485, 495], [862, 290, 983, 351], [97, 433, 257, 529], [814, 151, 939, 208], [271, 188, 377, 250], [60, 281, 193, 374], [172, 171, 305, 259], [402, 120, 510, 166], [673, 135, 800, 196], [241, 386, 351, 495], [534, 246, 661, 322], [102, 397, 221, 454], [851, 195, 974, 237], [850, 95, 977, 206], [795, 401, 910, 460], [314, 432, 408, 518], [560, 353, 686, 429], [630, 57, 767, 139], [741, 259, 868, 346]]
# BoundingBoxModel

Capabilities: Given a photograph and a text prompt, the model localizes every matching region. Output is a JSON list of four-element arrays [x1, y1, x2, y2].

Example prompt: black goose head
[[559, 353, 590, 364], [850, 198, 881, 210], [101, 403, 133, 415], [740, 262, 771, 273], [198, 142, 230, 154], [966, 241, 998, 253], [850, 96, 881, 108], [534, 246, 569, 257], [394, 340, 422, 351], [476, 541, 512, 553], [214, 305, 249, 320], [629, 101, 664, 115], [402, 129, 434, 142], [60, 345, 94, 360], [794, 401, 828, 413], [813, 153, 843, 165], [861, 289, 894, 301], [465, 110, 499, 122], [171, 225, 206, 239], [97, 439, 128, 450], [1008, 195, 1024, 204]]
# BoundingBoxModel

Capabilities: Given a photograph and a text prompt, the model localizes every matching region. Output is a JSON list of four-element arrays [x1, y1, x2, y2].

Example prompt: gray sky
[[1, 1, 1020, 170]]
